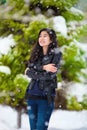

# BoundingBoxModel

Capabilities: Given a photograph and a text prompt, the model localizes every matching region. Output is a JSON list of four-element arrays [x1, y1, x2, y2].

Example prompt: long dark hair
[[29, 28, 58, 63]]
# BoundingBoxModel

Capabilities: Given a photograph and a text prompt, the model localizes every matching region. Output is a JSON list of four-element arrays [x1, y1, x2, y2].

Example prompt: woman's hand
[[43, 64, 57, 73]]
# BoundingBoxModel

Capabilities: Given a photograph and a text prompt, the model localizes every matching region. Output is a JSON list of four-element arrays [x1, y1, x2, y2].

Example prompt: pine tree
[[0, 0, 87, 128]]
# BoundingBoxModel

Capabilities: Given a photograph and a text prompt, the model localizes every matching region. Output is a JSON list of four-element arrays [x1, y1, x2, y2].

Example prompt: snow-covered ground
[[0, 105, 87, 130]]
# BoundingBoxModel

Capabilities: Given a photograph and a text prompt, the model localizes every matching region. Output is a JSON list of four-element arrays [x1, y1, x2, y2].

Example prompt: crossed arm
[[25, 52, 62, 80]]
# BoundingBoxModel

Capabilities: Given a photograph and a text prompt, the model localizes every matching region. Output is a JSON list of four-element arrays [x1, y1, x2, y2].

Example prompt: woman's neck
[[43, 46, 48, 55]]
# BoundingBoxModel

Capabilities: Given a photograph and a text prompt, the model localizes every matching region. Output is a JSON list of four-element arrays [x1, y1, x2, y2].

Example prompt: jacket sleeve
[[52, 51, 62, 69], [28, 61, 43, 72], [46, 51, 62, 78], [25, 59, 53, 80], [26, 68, 55, 80]]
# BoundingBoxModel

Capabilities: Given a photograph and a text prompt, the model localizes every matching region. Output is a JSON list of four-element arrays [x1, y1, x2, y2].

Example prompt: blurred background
[[0, 0, 87, 130]]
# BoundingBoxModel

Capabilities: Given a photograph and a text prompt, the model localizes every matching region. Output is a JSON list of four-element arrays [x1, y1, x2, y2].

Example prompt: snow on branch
[[0, 65, 11, 74], [0, 34, 16, 55]]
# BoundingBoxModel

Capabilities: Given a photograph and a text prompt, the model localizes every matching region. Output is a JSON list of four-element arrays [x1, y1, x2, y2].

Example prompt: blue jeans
[[27, 99, 54, 130]]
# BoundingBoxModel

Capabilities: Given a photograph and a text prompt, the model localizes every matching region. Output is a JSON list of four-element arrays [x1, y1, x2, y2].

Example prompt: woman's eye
[[39, 34, 48, 38]]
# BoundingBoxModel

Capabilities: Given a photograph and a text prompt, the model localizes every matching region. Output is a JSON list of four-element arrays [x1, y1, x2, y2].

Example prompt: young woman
[[25, 28, 62, 130]]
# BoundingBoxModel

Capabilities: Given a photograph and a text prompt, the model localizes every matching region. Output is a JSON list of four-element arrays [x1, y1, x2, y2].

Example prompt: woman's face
[[38, 31, 52, 47]]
